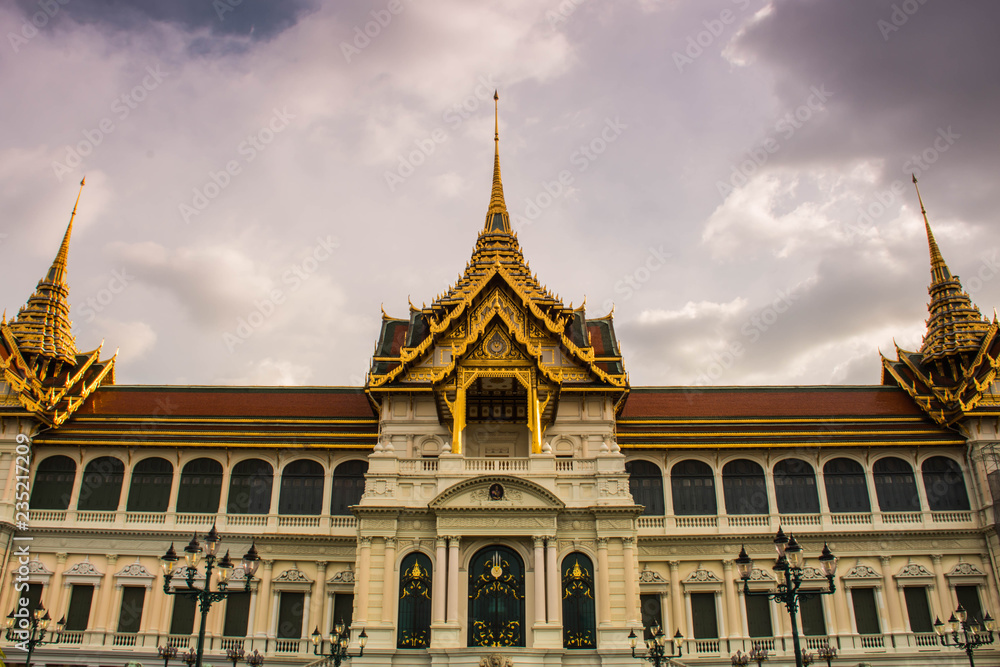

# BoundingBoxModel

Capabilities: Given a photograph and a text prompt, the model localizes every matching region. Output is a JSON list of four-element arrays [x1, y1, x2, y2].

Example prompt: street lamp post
[[627, 624, 684, 667], [161, 525, 261, 667], [245, 649, 265, 666], [748, 643, 769, 667], [734, 527, 838, 667], [4, 602, 64, 667], [732, 650, 750, 666], [158, 644, 178, 667], [816, 641, 837, 667], [311, 621, 367, 667], [225, 645, 245, 667], [933, 604, 996, 666]]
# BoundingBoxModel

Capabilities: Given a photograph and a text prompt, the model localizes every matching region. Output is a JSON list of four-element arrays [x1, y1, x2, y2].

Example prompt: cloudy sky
[[2, 0, 998, 388]]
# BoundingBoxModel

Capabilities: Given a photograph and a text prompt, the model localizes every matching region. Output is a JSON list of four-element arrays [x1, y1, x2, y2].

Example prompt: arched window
[[279, 460, 324, 515], [176, 458, 223, 513], [77, 457, 124, 511], [331, 460, 368, 515], [722, 459, 769, 515], [773, 459, 819, 514], [922, 456, 971, 511], [562, 553, 597, 649], [626, 460, 664, 516], [468, 545, 525, 647], [671, 460, 717, 515], [873, 457, 920, 512], [227, 459, 273, 514], [30, 456, 76, 510], [397, 552, 432, 648], [823, 458, 870, 513], [127, 457, 173, 512]]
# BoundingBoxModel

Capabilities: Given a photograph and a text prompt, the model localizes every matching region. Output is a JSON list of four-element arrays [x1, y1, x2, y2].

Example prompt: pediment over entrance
[[430, 475, 565, 511]]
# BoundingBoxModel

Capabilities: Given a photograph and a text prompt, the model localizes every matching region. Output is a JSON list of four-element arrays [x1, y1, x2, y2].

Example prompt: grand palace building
[[2, 105, 1000, 667]]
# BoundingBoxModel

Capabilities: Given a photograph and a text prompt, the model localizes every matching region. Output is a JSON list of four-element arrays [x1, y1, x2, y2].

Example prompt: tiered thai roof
[[367, 94, 627, 397], [881, 177, 1000, 425], [0, 179, 116, 427]]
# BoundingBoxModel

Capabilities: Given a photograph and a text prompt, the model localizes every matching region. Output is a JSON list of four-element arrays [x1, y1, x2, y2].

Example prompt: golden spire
[[910, 175, 989, 368], [913, 174, 951, 284], [8, 178, 85, 365], [483, 90, 511, 235]]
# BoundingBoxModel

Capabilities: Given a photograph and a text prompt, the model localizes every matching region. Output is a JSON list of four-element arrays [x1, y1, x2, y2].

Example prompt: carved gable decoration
[[896, 563, 934, 580], [115, 560, 155, 588], [684, 568, 721, 585], [274, 568, 313, 584], [843, 564, 881, 583], [328, 570, 355, 585], [430, 476, 564, 511], [468, 326, 527, 363], [639, 567, 668, 584], [64, 561, 102, 578], [748, 568, 773, 581], [13, 560, 53, 583], [800, 567, 825, 580], [947, 562, 986, 579]]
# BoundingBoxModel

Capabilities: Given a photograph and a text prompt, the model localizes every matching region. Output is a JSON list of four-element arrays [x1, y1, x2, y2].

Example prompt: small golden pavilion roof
[[913, 176, 990, 363]]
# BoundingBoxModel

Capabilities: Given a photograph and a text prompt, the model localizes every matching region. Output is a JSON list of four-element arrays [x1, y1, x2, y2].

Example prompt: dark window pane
[[956, 585, 983, 624], [127, 457, 173, 512], [671, 460, 717, 516], [16, 584, 43, 619], [904, 587, 933, 633], [170, 594, 197, 635], [332, 594, 353, 632], [397, 552, 433, 648], [117, 587, 145, 633], [691, 592, 718, 639], [30, 456, 75, 510], [277, 592, 305, 639], [922, 457, 971, 511], [799, 594, 826, 636], [228, 459, 274, 514], [873, 457, 920, 512], [65, 584, 94, 631], [177, 458, 223, 513], [77, 457, 124, 511], [723, 459, 769, 515], [562, 553, 596, 649], [774, 459, 820, 514], [626, 460, 664, 516], [746, 594, 773, 638], [823, 458, 870, 513], [223, 593, 251, 637], [279, 460, 324, 515], [640, 594, 663, 641], [851, 588, 881, 634], [331, 460, 368, 515], [468, 546, 525, 647]]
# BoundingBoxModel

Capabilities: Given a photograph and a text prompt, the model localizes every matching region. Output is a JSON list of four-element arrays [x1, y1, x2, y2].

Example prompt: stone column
[[546, 538, 560, 624], [832, 578, 852, 639], [533, 537, 547, 624], [880, 556, 903, 633], [668, 561, 683, 634], [313, 562, 327, 634], [622, 537, 638, 623], [253, 560, 274, 638], [356, 537, 373, 623], [218, 463, 233, 515], [381, 539, 397, 624], [48, 553, 67, 614], [931, 555, 952, 618], [433, 538, 447, 624], [722, 559, 740, 638], [597, 538, 611, 625], [94, 554, 118, 631], [301, 592, 312, 639], [447, 537, 460, 624]]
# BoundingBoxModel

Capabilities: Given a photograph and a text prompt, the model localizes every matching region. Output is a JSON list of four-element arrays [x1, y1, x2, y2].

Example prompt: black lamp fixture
[[161, 525, 261, 667], [816, 641, 837, 667], [157, 644, 179, 667], [627, 623, 684, 667], [4, 602, 64, 667], [934, 603, 995, 666], [734, 528, 838, 667], [311, 620, 366, 667]]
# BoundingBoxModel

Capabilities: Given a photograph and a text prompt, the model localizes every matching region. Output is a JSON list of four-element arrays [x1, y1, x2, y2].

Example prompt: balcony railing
[[636, 509, 978, 535], [28, 510, 358, 534]]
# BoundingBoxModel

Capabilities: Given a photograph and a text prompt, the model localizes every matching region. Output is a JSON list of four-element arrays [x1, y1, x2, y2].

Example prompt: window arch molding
[[331, 459, 368, 515], [227, 457, 274, 514], [126, 456, 174, 512], [821, 456, 871, 513], [773, 457, 820, 514], [278, 458, 325, 515], [721, 458, 769, 515], [626, 457, 665, 516], [919, 455, 971, 512], [176, 457, 224, 513], [77, 456, 125, 511], [30, 455, 77, 510], [670, 458, 717, 516], [872, 456, 921, 512]]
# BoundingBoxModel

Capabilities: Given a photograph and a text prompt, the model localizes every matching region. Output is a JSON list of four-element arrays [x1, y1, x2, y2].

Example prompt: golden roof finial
[[483, 90, 511, 235], [913, 174, 950, 284], [47, 176, 85, 285]]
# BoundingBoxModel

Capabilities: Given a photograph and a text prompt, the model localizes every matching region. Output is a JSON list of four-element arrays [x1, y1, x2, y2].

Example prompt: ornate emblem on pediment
[[65, 561, 101, 577], [117, 562, 152, 578], [639, 568, 668, 583], [470, 486, 523, 504], [469, 327, 525, 362], [685, 568, 721, 583], [328, 569, 355, 584], [24, 560, 52, 575], [845, 565, 880, 579], [274, 568, 312, 584], [748, 568, 773, 581], [948, 562, 985, 577], [897, 563, 933, 578], [800, 567, 825, 580]]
